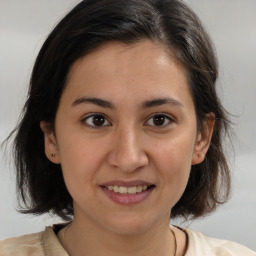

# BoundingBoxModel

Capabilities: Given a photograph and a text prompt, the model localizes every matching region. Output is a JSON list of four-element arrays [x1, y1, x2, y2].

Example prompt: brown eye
[[92, 115, 105, 126], [153, 115, 166, 126], [82, 114, 110, 128], [146, 113, 173, 127]]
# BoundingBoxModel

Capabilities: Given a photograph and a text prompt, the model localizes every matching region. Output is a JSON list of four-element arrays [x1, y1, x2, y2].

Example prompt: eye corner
[[80, 113, 112, 129], [144, 112, 175, 128]]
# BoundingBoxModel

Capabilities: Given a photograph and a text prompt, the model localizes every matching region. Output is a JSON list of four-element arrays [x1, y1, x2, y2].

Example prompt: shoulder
[[185, 229, 256, 256], [0, 225, 68, 256], [0, 231, 44, 256]]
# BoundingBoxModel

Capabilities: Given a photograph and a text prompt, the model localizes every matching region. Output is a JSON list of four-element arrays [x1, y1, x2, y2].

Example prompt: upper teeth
[[106, 185, 148, 194]]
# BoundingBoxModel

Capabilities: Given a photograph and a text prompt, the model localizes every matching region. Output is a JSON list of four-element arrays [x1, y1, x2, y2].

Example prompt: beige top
[[0, 225, 255, 256]]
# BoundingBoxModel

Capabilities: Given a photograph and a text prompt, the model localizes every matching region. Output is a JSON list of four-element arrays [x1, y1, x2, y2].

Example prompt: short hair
[[10, 0, 231, 221]]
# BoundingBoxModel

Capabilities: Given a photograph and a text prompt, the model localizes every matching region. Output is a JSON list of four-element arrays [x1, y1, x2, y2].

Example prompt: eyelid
[[144, 112, 175, 127], [80, 113, 111, 129]]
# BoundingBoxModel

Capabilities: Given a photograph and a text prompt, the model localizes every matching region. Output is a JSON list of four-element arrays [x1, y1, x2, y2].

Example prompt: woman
[[0, 0, 255, 255]]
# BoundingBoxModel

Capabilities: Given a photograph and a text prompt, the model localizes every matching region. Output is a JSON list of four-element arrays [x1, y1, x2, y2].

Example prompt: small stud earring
[[51, 153, 56, 157]]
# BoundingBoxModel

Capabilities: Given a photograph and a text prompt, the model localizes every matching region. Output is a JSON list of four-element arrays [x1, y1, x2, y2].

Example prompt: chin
[[102, 213, 160, 236]]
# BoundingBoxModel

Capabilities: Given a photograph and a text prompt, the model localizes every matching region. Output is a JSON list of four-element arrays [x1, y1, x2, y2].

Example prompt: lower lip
[[101, 186, 155, 205]]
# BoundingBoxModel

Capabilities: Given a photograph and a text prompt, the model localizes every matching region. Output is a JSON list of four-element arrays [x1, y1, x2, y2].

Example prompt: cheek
[[56, 132, 107, 193], [151, 134, 195, 190], [152, 133, 195, 167]]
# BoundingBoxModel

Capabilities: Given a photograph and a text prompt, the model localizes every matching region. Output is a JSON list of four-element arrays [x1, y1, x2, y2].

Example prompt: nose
[[107, 126, 149, 173]]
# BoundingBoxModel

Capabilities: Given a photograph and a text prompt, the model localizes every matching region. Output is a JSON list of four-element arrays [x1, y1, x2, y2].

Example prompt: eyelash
[[81, 113, 111, 129], [81, 113, 174, 129], [145, 113, 174, 127]]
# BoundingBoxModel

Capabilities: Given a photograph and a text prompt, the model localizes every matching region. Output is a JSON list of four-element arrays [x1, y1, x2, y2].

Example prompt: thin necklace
[[170, 228, 177, 256], [62, 223, 72, 256], [62, 223, 177, 256]]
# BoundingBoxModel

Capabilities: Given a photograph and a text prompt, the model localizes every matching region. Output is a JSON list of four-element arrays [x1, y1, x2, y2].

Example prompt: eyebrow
[[142, 97, 184, 108], [72, 97, 184, 109], [72, 97, 115, 109]]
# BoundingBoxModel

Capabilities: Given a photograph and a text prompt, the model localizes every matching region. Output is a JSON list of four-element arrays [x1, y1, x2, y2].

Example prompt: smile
[[100, 182, 155, 205], [105, 185, 148, 194]]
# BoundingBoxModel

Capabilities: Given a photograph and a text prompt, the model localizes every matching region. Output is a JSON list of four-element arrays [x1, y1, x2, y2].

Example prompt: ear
[[192, 113, 215, 165], [40, 121, 60, 164]]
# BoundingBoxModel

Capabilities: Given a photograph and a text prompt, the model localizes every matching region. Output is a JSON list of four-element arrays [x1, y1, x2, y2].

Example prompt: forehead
[[67, 40, 185, 84], [63, 40, 191, 107]]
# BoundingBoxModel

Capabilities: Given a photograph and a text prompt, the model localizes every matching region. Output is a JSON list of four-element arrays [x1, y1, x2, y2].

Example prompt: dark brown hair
[[10, 0, 231, 221]]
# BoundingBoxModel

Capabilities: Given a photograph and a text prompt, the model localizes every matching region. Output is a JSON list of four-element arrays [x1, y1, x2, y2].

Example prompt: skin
[[41, 40, 214, 256]]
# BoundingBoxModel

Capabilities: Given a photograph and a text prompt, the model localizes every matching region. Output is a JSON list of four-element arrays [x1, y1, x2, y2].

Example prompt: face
[[41, 40, 213, 235]]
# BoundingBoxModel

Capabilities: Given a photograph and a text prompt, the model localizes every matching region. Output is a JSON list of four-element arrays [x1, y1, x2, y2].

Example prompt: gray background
[[0, 0, 255, 251]]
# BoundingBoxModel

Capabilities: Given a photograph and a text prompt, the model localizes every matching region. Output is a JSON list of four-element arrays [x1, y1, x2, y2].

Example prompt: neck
[[60, 217, 176, 256]]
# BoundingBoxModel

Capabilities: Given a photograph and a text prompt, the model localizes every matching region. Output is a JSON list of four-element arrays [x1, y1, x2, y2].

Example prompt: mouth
[[101, 185, 155, 195], [99, 182, 155, 205]]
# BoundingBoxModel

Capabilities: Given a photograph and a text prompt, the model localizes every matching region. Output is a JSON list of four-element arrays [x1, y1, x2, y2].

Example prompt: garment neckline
[[49, 223, 190, 256]]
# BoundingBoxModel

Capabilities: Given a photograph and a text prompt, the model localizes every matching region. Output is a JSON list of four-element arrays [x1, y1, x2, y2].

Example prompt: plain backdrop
[[0, 0, 255, 251]]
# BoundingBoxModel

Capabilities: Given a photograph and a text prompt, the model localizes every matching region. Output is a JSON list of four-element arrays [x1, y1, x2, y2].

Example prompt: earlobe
[[192, 113, 215, 165], [40, 121, 60, 164]]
